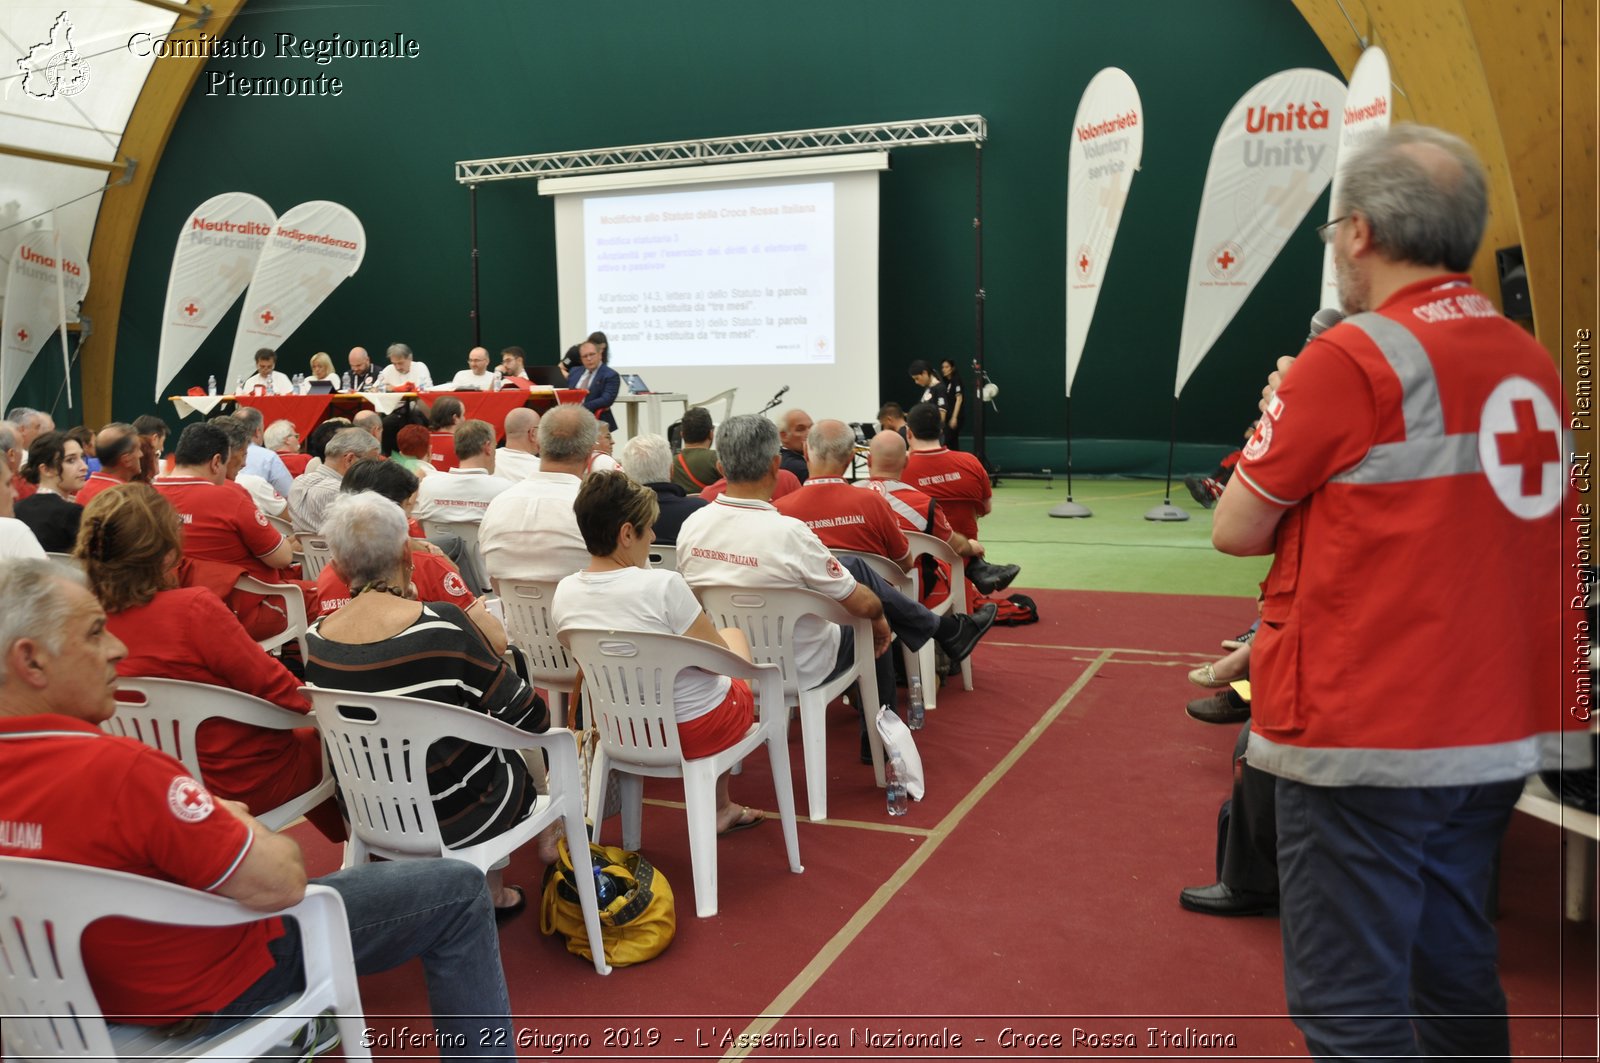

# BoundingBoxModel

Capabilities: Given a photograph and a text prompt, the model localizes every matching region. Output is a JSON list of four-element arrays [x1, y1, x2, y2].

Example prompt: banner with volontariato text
[[1320, 47, 1392, 311], [156, 192, 276, 400], [227, 201, 365, 389], [1065, 67, 1143, 397], [1174, 68, 1345, 397], [1, 230, 88, 413]]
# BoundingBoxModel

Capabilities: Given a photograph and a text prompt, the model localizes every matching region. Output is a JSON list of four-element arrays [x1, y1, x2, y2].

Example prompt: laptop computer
[[622, 373, 650, 394], [305, 378, 336, 394], [525, 365, 566, 387]]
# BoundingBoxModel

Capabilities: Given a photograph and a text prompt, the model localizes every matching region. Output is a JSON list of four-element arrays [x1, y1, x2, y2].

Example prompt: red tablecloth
[[234, 394, 335, 440], [230, 389, 586, 441]]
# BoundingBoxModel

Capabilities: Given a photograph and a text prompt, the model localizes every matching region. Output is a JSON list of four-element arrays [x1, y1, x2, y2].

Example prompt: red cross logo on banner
[[1216, 249, 1235, 271], [1075, 246, 1093, 279], [184, 302, 199, 317], [259, 309, 275, 325], [15, 328, 27, 344], [1207, 242, 1244, 282], [1478, 377, 1562, 520]]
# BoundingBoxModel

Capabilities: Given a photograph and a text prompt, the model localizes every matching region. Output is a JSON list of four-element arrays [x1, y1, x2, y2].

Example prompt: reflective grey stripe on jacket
[[1248, 729, 1592, 787], [1329, 313, 1482, 485]]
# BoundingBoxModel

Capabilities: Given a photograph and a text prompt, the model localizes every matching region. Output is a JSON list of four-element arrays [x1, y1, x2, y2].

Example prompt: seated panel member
[[0, 557, 517, 1055], [241, 347, 293, 396], [448, 346, 496, 390], [378, 342, 433, 391], [499, 345, 530, 380], [346, 346, 381, 391], [565, 340, 620, 430]]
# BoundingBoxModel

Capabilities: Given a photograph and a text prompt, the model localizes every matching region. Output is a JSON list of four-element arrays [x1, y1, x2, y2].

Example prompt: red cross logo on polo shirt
[[15, 328, 27, 344], [1216, 249, 1235, 271], [1478, 378, 1562, 520], [1495, 399, 1560, 496], [184, 302, 199, 317], [179, 783, 206, 809], [166, 774, 215, 821], [259, 309, 275, 325]]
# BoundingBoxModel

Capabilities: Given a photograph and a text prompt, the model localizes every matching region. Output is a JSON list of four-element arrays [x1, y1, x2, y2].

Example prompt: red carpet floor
[[287, 588, 1598, 1060]]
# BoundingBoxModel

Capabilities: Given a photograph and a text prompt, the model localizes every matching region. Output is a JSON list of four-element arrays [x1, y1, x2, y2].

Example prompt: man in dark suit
[[566, 340, 619, 430]]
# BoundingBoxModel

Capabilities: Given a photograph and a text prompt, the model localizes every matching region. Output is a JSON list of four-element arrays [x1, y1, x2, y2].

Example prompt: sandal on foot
[[494, 885, 527, 923], [1189, 663, 1233, 688], [718, 807, 764, 835]]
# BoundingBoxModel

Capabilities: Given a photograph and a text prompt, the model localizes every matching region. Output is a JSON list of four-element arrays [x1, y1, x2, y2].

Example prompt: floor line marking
[[639, 798, 938, 838], [722, 649, 1115, 1061]]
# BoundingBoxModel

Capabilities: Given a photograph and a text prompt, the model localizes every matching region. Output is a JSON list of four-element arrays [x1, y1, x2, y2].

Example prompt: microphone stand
[[759, 389, 788, 415]]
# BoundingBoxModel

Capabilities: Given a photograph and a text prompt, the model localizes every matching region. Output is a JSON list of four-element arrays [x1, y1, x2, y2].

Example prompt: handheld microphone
[[1306, 307, 1344, 345]]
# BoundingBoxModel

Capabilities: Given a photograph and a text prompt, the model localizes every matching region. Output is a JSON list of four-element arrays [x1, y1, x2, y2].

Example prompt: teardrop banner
[[1065, 66, 1144, 398], [1319, 47, 1392, 311], [227, 201, 366, 390], [155, 192, 277, 400], [0, 230, 89, 413], [1173, 68, 1345, 398]]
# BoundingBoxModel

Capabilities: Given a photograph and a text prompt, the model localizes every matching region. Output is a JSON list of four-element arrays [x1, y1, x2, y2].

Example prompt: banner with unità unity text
[[1, 230, 88, 414]]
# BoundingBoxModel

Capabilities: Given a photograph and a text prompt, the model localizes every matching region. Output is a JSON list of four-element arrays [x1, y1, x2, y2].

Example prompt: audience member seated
[[877, 402, 908, 439], [776, 419, 911, 571], [448, 346, 496, 390], [313, 459, 503, 653], [904, 401, 992, 542], [619, 433, 706, 544], [428, 396, 465, 431], [213, 416, 289, 522], [305, 493, 549, 915], [352, 409, 384, 445], [587, 423, 621, 475], [699, 466, 802, 502], [289, 426, 380, 535], [67, 425, 100, 473], [75, 422, 144, 506], [233, 406, 294, 498], [15, 430, 87, 552], [0, 557, 517, 1055], [494, 407, 541, 482], [0, 421, 32, 502], [859, 430, 1018, 600], [132, 414, 169, 479], [671, 406, 720, 493], [392, 424, 437, 479], [264, 418, 311, 477], [0, 457, 45, 559], [7, 405, 54, 459], [76, 484, 341, 840], [565, 339, 619, 430], [776, 408, 812, 483], [414, 419, 512, 530], [554, 471, 763, 833], [677, 416, 995, 759], [480, 404, 595, 584], [241, 347, 293, 396], [379, 342, 433, 391], [300, 416, 353, 477]]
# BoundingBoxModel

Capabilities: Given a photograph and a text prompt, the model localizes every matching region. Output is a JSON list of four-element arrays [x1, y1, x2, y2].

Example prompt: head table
[[168, 388, 589, 442]]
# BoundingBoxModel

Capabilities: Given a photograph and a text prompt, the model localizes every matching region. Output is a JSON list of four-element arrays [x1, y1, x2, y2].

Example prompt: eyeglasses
[[1315, 216, 1348, 245]]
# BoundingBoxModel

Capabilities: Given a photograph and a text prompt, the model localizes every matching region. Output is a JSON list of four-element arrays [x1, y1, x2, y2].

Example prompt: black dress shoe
[[968, 559, 1021, 594], [1185, 689, 1251, 725], [938, 602, 997, 664], [1178, 882, 1278, 917]]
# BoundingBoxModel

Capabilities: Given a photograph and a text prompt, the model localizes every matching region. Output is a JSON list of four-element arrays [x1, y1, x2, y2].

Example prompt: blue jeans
[[825, 556, 939, 724], [222, 859, 514, 1059], [1275, 777, 1523, 1062]]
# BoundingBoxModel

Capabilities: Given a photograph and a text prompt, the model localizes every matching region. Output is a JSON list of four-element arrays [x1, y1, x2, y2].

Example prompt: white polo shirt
[[241, 370, 293, 395], [676, 494, 857, 689], [378, 361, 433, 390], [493, 447, 540, 483], [447, 368, 496, 390], [414, 466, 512, 525], [479, 471, 589, 583], [0, 517, 46, 560]]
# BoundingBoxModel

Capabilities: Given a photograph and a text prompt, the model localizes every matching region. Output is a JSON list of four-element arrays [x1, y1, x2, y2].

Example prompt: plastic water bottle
[[292, 372, 304, 393], [908, 674, 925, 730], [236, 377, 247, 396], [206, 374, 217, 396], [885, 749, 909, 816], [342, 370, 353, 392], [592, 863, 619, 905]]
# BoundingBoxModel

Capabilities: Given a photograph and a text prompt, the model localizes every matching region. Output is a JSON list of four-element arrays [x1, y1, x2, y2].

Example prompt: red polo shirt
[[775, 477, 910, 562], [904, 447, 991, 539], [75, 471, 130, 507], [156, 476, 285, 581], [314, 547, 478, 618]]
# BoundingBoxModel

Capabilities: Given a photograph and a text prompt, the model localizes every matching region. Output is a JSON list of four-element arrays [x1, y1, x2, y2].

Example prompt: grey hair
[[0, 423, 16, 453], [806, 419, 856, 468], [717, 414, 781, 483], [232, 405, 265, 434], [263, 419, 298, 450], [539, 405, 599, 463], [6, 407, 38, 429], [321, 492, 409, 589], [324, 426, 381, 462], [452, 419, 495, 459], [386, 342, 413, 360], [618, 433, 672, 484], [207, 415, 252, 455], [0, 559, 86, 685], [1335, 124, 1488, 273]]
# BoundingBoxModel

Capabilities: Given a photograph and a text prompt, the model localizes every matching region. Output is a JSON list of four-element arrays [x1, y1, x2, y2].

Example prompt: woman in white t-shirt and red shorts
[[553, 471, 764, 834]]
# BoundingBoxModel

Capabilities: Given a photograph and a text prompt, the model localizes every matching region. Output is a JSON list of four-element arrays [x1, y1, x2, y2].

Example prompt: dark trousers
[[825, 556, 939, 722], [1220, 723, 1278, 895], [1275, 777, 1523, 1062]]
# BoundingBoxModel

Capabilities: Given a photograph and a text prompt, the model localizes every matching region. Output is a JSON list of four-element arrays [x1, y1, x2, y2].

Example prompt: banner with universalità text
[[1173, 68, 1344, 397], [1, 230, 88, 414], [1319, 46, 1391, 311], [156, 193, 276, 400], [227, 201, 366, 389], [1065, 67, 1143, 397]]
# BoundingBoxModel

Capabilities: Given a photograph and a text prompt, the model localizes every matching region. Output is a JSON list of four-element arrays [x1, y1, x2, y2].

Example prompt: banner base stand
[[1049, 501, 1093, 518], [1144, 503, 1190, 522]]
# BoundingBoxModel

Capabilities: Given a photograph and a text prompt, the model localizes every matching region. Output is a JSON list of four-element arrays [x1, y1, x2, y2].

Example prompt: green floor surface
[[976, 478, 1271, 597]]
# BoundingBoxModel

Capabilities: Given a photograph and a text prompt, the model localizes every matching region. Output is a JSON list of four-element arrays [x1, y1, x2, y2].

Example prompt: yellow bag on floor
[[539, 836, 675, 966]]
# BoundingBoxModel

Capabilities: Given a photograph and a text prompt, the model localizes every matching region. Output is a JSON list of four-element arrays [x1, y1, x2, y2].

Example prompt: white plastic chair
[[560, 628, 801, 917], [264, 512, 294, 540], [298, 535, 333, 580], [421, 517, 489, 593], [832, 548, 928, 709], [688, 388, 737, 425], [1516, 773, 1600, 921], [0, 856, 371, 1061], [648, 544, 678, 571], [234, 573, 310, 660], [696, 585, 884, 821], [905, 530, 974, 692], [103, 676, 334, 832], [492, 578, 578, 726], [303, 687, 611, 975]]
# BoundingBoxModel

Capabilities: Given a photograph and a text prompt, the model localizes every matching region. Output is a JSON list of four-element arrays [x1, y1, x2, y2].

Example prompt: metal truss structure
[[453, 115, 987, 184]]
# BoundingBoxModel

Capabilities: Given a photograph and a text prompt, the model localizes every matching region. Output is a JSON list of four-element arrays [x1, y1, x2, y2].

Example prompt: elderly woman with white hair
[[305, 491, 547, 918]]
